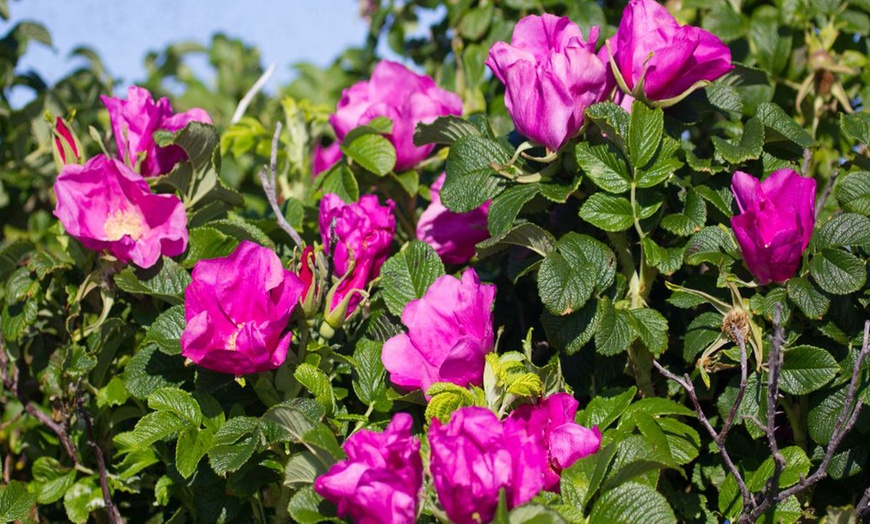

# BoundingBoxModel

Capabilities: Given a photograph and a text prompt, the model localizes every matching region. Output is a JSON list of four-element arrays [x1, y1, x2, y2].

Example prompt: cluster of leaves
[[1, 0, 870, 523]]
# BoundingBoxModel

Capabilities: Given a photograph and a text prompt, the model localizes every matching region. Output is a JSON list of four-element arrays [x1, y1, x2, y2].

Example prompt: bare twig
[[814, 168, 838, 221], [719, 325, 749, 439], [857, 487, 870, 519], [652, 360, 754, 509], [78, 394, 124, 523], [258, 122, 305, 248], [231, 63, 277, 124]]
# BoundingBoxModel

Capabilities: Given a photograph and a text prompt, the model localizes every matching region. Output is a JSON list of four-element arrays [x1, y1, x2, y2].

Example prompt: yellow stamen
[[103, 209, 144, 241], [227, 323, 245, 351]]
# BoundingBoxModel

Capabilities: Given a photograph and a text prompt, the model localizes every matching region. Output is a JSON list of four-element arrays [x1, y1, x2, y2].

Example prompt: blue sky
[[3, 0, 373, 105]]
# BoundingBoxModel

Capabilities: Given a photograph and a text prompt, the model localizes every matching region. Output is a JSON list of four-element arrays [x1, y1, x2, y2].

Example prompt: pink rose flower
[[319, 194, 395, 319], [486, 14, 610, 151], [53, 154, 187, 269], [608, 0, 733, 102], [506, 393, 602, 491], [429, 407, 546, 524], [381, 269, 495, 394], [53, 117, 80, 165], [312, 142, 342, 177], [416, 173, 490, 265], [330, 61, 462, 172], [101, 86, 212, 177], [731, 169, 816, 285], [180, 241, 304, 375], [315, 413, 423, 524]]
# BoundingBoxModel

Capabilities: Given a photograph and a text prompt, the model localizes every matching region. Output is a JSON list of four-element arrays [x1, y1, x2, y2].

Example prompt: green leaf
[[114, 410, 187, 452], [695, 185, 733, 217], [207, 218, 275, 249], [262, 400, 324, 445], [779, 345, 839, 395], [443, 135, 509, 212], [97, 376, 129, 408], [712, 117, 764, 164], [561, 444, 618, 514], [575, 141, 631, 193], [63, 478, 101, 524], [629, 309, 668, 355], [182, 226, 238, 268], [629, 100, 664, 169], [148, 387, 202, 424], [540, 300, 601, 355], [835, 172, 870, 216], [477, 223, 556, 259], [284, 450, 330, 489], [685, 226, 735, 266], [143, 305, 185, 355], [124, 344, 191, 398], [508, 504, 567, 523], [538, 252, 594, 316], [288, 486, 334, 524], [756, 102, 814, 148], [586, 102, 630, 151], [113, 257, 191, 305], [352, 338, 387, 406], [487, 184, 540, 236], [341, 133, 396, 176], [425, 382, 477, 422], [786, 277, 830, 319], [655, 417, 701, 465], [579, 193, 634, 232], [809, 248, 866, 295], [595, 299, 637, 356], [590, 483, 677, 524], [814, 213, 870, 249], [318, 163, 360, 203], [623, 397, 695, 419], [414, 115, 481, 146], [809, 387, 847, 445], [559, 233, 617, 292], [209, 434, 258, 476], [636, 137, 683, 188], [747, 446, 811, 491], [0, 481, 35, 521], [295, 363, 336, 415], [31, 457, 76, 504], [642, 238, 684, 275], [579, 386, 637, 429], [379, 241, 445, 317], [176, 426, 213, 479], [660, 190, 706, 237], [840, 112, 870, 145]]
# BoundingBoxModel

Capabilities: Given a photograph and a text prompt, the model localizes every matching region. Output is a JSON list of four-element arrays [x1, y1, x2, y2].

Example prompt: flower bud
[[52, 116, 82, 167]]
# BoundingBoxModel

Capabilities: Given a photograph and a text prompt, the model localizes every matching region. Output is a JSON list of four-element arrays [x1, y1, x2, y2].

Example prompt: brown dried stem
[[258, 122, 305, 248]]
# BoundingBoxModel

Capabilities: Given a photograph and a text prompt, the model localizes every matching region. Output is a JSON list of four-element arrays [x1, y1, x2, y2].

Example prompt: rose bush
[[1, 0, 869, 522]]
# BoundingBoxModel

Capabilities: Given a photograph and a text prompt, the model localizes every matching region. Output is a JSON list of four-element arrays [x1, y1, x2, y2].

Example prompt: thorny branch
[[654, 307, 870, 521], [258, 122, 305, 248], [78, 392, 124, 524]]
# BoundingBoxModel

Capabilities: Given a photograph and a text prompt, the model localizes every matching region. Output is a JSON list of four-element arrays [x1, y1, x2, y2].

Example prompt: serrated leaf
[[31, 457, 76, 504], [629, 100, 664, 169], [208, 218, 275, 248], [747, 446, 811, 491], [656, 417, 701, 465], [636, 137, 683, 188], [538, 252, 594, 316], [176, 426, 213, 479], [148, 387, 202, 424], [541, 299, 600, 355], [628, 309, 668, 355], [352, 338, 387, 406], [814, 213, 870, 248], [595, 299, 637, 356], [295, 363, 336, 415], [143, 305, 185, 355], [840, 112, 870, 145], [579, 193, 634, 232], [712, 117, 764, 164], [809, 248, 866, 295], [487, 184, 540, 236], [182, 226, 238, 268], [685, 226, 735, 266], [579, 386, 637, 429], [586, 102, 630, 151], [575, 141, 631, 193], [623, 397, 695, 419], [835, 172, 870, 216], [425, 383, 476, 422], [318, 163, 360, 203], [113, 257, 191, 305], [786, 277, 830, 319], [642, 238, 684, 275], [288, 486, 334, 524], [114, 410, 187, 452], [756, 102, 814, 147], [779, 345, 839, 395], [505, 372, 544, 397], [341, 133, 396, 176], [661, 190, 706, 236], [561, 444, 618, 513], [590, 482, 677, 524], [477, 223, 556, 258], [379, 241, 445, 316], [695, 185, 733, 216], [284, 450, 330, 489], [124, 344, 191, 398], [443, 135, 509, 212], [63, 478, 101, 524], [414, 115, 480, 146], [209, 434, 257, 476]]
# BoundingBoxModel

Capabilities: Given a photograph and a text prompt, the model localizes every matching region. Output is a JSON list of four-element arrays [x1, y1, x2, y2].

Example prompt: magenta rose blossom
[[330, 61, 462, 172], [486, 14, 609, 151], [101, 86, 212, 177], [416, 173, 490, 265], [730, 169, 816, 285], [381, 269, 495, 394], [507, 393, 602, 491], [315, 413, 422, 524], [53, 154, 187, 269], [180, 241, 304, 375], [320, 194, 395, 319], [608, 0, 732, 102], [312, 142, 342, 177], [429, 407, 546, 524]]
